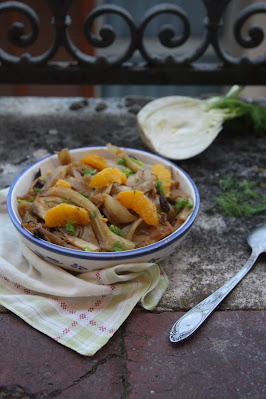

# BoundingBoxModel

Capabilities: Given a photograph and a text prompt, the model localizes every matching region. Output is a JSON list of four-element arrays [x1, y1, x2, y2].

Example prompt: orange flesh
[[117, 190, 159, 226], [44, 203, 90, 227], [54, 179, 72, 188], [89, 167, 127, 189], [80, 153, 108, 170]]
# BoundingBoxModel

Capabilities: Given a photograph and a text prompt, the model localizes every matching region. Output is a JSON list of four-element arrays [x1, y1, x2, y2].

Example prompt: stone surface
[[0, 311, 265, 399], [0, 97, 265, 312]]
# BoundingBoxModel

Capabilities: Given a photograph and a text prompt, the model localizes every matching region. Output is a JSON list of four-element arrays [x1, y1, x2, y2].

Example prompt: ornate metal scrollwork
[[0, 0, 62, 65], [79, 5, 136, 67], [138, 3, 191, 65], [234, 2, 266, 49], [0, 0, 265, 84], [0, 1, 39, 64], [213, 1, 266, 66]]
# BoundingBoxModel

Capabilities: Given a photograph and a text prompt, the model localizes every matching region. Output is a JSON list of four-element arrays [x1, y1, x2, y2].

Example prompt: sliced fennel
[[137, 86, 266, 160]]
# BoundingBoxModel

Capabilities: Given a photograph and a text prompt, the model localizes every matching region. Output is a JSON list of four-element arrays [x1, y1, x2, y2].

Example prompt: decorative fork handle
[[170, 251, 259, 343]]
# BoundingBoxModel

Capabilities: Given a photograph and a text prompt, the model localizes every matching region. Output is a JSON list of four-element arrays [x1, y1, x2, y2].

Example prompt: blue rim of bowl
[[7, 146, 200, 260]]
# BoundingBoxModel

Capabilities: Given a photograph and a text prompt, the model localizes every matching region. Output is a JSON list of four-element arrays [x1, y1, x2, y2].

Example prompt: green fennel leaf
[[112, 241, 125, 252], [117, 157, 126, 166], [82, 247, 92, 252], [83, 169, 97, 175], [78, 191, 90, 198], [156, 180, 165, 195], [122, 168, 135, 177], [66, 220, 76, 235], [215, 173, 266, 217], [109, 225, 123, 236], [129, 157, 144, 166], [174, 198, 193, 214]]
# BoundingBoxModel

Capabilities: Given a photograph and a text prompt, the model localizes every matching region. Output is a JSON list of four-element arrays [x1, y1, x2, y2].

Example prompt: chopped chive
[[92, 210, 97, 218], [34, 187, 42, 193]]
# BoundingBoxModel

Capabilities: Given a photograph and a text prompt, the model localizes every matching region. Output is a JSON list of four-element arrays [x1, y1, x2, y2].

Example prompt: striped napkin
[[0, 188, 168, 356]]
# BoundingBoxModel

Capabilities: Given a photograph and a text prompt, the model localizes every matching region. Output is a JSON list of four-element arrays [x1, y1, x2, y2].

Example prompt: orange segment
[[44, 203, 90, 227], [80, 153, 108, 170], [54, 179, 72, 188], [89, 168, 127, 189], [152, 164, 171, 197], [117, 190, 159, 226]]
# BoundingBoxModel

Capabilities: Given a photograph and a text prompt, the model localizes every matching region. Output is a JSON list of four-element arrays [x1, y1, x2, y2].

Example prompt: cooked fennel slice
[[40, 187, 135, 251]]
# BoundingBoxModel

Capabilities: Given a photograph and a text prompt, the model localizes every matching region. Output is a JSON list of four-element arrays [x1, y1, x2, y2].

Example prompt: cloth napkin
[[0, 188, 168, 356]]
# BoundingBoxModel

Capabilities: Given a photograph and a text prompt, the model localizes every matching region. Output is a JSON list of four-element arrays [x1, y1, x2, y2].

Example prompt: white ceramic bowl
[[7, 146, 200, 272]]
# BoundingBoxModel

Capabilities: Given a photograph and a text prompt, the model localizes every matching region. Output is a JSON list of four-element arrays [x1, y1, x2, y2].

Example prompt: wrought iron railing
[[0, 0, 265, 85]]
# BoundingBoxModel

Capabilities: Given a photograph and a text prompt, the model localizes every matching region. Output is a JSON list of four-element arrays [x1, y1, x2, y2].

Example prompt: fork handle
[[170, 251, 259, 343]]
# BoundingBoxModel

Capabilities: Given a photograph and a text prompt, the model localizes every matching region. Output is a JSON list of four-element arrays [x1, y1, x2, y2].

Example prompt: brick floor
[[0, 310, 265, 399], [124, 311, 266, 399]]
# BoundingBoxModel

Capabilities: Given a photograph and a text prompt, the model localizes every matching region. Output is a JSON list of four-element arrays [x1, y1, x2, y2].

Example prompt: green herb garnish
[[174, 198, 193, 214], [92, 210, 97, 218], [17, 199, 28, 203], [82, 247, 92, 252], [117, 157, 126, 166], [78, 191, 90, 198], [130, 157, 143, 166], [34, 188, 42, 193], [83, 169, 97, 175], [109, 225, 123, 236], [59, 197, 72, 204], [66, 220, 76, 236], [156, 180, 165, 196], [122, 168, 134, 177], [112, 241, 125, 252], [215, 173, 266, 217]]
